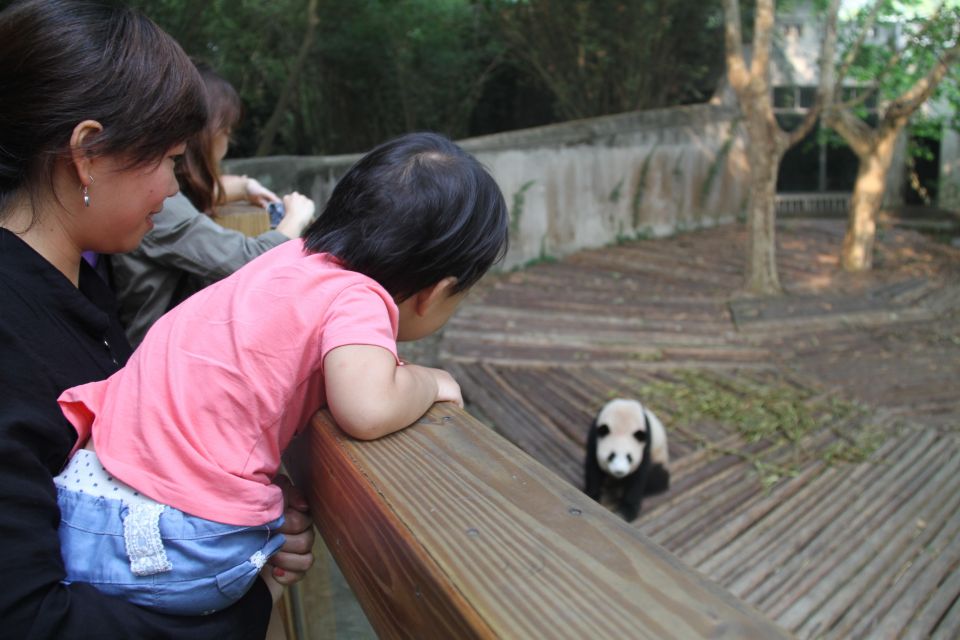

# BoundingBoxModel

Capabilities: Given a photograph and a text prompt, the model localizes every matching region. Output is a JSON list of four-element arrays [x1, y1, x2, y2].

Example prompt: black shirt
[[0, 229, 271, 639]]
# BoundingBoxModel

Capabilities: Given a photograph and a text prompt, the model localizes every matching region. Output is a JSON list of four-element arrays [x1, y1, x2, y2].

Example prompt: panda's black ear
[[633, 430, 647, 442], [597, 424, 610, 438]]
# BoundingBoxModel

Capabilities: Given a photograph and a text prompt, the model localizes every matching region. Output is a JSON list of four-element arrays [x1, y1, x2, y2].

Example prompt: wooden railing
[[284, 404, 791, 639], [213, 203, 271, 236]]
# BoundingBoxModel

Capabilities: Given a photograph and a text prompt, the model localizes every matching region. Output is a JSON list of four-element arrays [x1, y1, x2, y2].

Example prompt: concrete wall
[[227, 102, 750, 271]]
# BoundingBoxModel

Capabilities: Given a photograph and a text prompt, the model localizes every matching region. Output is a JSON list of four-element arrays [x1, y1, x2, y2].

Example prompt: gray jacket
[[110, 192, 287, 347]]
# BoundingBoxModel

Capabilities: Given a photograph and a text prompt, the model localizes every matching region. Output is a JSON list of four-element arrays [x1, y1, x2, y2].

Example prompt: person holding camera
[[110, 62, 315, 347]]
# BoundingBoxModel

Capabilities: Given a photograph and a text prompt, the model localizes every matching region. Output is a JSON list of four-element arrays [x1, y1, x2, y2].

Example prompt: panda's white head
[[595, 399, 649, 478]]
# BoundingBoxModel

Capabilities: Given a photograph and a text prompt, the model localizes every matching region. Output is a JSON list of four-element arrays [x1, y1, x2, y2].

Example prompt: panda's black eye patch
[[626, 454, 633, 464], [606, 452, 616, 463], [597, 424, 610, 438], [633, 430, 647, 442]]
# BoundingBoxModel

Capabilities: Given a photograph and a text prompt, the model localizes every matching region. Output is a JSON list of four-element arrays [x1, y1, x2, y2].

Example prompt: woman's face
[[77, 143, 185, 254]]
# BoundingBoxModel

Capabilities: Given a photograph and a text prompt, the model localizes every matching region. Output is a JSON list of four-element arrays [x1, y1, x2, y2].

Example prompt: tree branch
[[722, 0, 750, 91], [887, 39, 960, 120], [446, 52, 507, 135], [750, 0, 776, 82], [256, 0, 319, 156], [835, 0, 884, 87], [825, 104, 877, 157], [837, 2, 948, 112], [788, 0, 842, 147]]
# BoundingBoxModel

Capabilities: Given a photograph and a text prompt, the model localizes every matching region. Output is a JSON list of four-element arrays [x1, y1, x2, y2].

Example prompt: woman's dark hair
[[304, 132, 509, 302], [0, 0, 208, 217], [177, 61, 243, 214]]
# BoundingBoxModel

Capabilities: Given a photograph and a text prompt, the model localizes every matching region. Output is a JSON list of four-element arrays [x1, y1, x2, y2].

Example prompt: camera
[[267, 201, 285, 228]]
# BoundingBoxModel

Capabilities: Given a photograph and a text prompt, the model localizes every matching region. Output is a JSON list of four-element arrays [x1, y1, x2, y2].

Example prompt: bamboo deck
[[424, 218, 960, 639]]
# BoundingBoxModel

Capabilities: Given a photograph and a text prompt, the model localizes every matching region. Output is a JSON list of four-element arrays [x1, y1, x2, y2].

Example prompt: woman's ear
[[68, 120, 104, 187], [413, 276, 458, 317]]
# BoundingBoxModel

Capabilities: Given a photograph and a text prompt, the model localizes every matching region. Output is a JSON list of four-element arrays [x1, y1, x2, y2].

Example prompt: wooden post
[[213, 203, 271, 237], [284, 404, 792, 639]]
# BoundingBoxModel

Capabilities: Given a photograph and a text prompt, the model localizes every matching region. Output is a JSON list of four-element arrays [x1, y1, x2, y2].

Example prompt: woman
[[0, 1, 313, 638], [111, 62, 315, 346]]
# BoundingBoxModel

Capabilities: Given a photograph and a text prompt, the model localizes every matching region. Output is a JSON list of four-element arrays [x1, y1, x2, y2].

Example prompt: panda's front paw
[[618, 503, 640, 522]]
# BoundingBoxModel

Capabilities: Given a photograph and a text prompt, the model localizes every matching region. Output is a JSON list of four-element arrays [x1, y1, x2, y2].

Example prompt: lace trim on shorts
[[124, 502, 173, 576], [55, 448, 173, 576]]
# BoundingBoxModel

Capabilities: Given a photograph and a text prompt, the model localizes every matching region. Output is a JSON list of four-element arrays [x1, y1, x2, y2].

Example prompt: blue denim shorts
[[56, 486, 285, 615]]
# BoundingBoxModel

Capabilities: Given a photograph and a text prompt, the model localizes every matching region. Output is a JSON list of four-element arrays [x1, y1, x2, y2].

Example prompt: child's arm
[[323, 344, 462, 441]]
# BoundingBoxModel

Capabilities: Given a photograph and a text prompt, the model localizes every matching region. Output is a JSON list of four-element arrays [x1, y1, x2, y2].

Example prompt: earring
[[81, 175, 94, 208]]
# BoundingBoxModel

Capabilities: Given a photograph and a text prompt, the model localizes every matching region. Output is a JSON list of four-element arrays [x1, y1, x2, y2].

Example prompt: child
[[54, 132, 510, 615]]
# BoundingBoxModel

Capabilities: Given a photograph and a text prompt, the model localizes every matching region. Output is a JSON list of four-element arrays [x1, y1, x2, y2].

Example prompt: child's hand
[[430, 367, 463, 408]]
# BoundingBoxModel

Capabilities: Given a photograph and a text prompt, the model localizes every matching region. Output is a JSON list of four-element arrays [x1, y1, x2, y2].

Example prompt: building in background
[[771, 1, 959, 211]]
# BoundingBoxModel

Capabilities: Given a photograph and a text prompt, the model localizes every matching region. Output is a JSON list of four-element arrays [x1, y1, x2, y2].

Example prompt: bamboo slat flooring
[[426, 218, 960, 638]]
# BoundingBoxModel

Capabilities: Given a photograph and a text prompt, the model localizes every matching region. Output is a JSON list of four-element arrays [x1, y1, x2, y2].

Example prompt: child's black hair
[[303, 132, 509, 301]]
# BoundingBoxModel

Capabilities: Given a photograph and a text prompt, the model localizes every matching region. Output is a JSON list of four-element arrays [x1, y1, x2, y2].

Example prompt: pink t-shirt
[[59, 240, 399, 526]]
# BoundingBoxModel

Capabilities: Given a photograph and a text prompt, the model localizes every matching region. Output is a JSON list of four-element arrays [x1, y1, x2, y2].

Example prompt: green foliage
[[132, 0, 503, 155], [510, 179, 536, 233], [310, 0, 505, 152], [700, 122, 736, 205], [634, 226, 655, 240], [128, 0, 313, 155], [834, 1, 960, 132], [126, 0, 730, 155], [513, 237, 557, 270], [614, 225, 655, 245], [484, 0, 726, 122], [819, 1, 960, 209], [632, 144, 658, 228], [841, 0, 960, 89], [608, 178, 624, 203]]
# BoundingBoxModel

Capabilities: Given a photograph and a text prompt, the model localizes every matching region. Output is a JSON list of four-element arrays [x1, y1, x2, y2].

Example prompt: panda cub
[[584, 398, 670, 521]]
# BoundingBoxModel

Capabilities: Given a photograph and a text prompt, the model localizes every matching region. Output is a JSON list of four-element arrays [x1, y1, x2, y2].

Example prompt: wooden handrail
[[213, 203, 271, 236], [284, 404, 791, 639]]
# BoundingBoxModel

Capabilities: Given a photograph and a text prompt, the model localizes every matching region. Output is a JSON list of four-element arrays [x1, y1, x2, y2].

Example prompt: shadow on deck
[[427, 218, 960, 639]]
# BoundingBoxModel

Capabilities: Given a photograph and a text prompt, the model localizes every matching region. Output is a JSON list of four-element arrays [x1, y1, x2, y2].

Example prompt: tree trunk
[[721, 0, 839, 296], [744, 119, 784, 295], [841, 127, 899, 271], [827, 18, 959, 272], [256, 0, 319, 157]]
